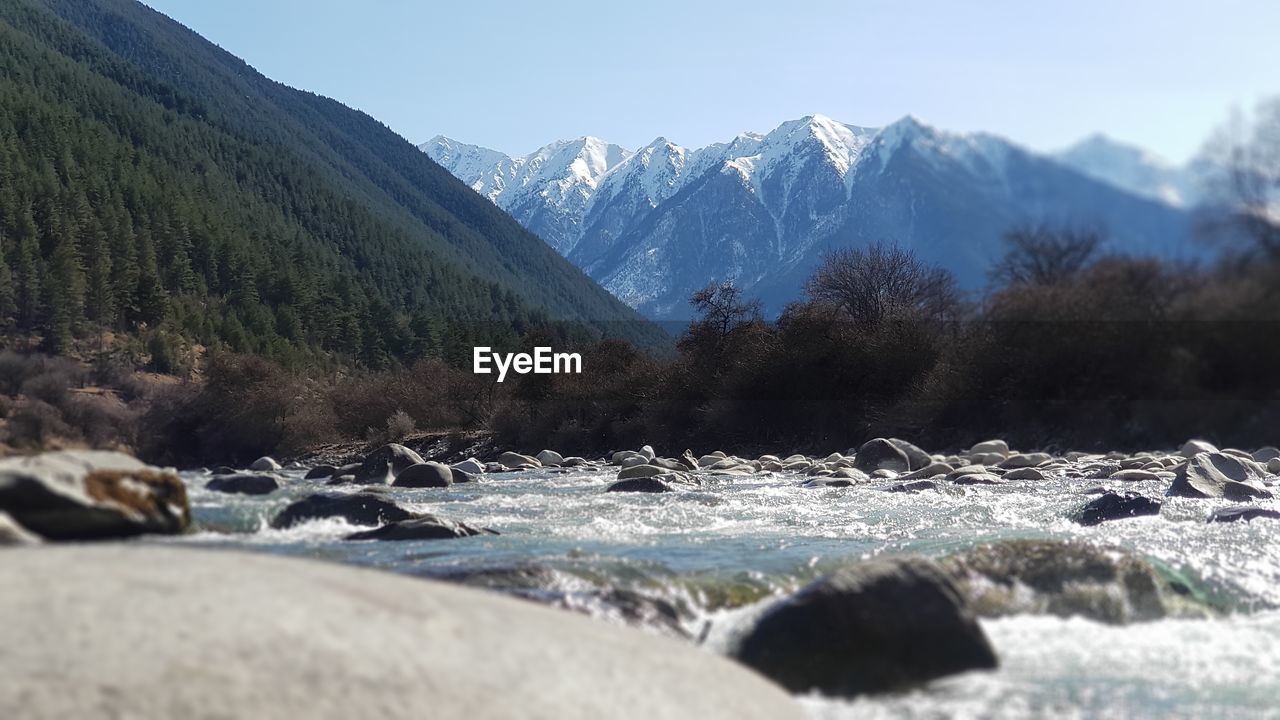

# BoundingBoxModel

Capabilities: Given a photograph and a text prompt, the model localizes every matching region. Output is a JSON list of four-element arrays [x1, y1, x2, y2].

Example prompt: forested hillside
[[0, 0, 663, 368]]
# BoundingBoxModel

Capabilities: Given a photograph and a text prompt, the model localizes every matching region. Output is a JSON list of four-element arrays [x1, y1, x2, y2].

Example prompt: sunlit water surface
[[164, 464, 1280, 719]]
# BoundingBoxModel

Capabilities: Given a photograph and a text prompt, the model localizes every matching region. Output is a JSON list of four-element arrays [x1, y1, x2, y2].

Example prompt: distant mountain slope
[[1055, 134, 1198, 206], [426, 116, 1198, 318], [0, 0, 663, 365]]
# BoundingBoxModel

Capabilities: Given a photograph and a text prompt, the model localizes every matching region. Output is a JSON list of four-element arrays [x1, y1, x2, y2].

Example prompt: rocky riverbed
[[3, 437, 1280, 718]]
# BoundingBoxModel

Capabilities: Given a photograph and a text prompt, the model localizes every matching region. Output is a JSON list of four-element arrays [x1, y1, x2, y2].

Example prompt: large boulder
[[852, 438, 910, 473], [391, 462, 452, 488], [0, 512, 39, 545], [205, 473, 281, 496], [345, 515, 494, 541], [355, 444, 425, 484], [0, 451, 190, 541], [270, 492, 419, 529], [940, 539, 1179, 624], [1251, 446, 1280, 464], [1166, 452, 1272, 500], [0, 546, 805, 720], [730, 557, 997, 697], [1074, 491, 1162, 526]]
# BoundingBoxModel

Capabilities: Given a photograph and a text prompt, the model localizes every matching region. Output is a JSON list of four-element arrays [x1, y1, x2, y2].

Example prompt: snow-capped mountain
[[422, 116, 1197, 318], [1055, 134, 1198, 206]]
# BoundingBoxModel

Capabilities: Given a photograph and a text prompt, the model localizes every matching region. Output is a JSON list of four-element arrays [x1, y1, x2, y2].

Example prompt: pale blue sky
[[143, 0, 1279, 163]]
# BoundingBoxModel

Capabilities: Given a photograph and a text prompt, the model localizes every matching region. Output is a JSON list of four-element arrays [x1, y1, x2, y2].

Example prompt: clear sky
[[141, 0, 1280, 163]]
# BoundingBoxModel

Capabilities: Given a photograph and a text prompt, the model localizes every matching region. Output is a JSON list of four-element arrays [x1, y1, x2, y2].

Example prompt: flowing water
[[166, 461, 1280, 719]]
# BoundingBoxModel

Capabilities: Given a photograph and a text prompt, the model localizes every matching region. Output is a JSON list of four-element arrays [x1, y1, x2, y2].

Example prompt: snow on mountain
[[1055, 134, 1196, 206], [423, 117, 1197, 319]]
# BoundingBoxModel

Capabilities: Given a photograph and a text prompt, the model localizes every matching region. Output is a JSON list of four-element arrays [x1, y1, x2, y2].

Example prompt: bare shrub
[[806, 243, 958, 325], [7, 399, 71, 448], [990, 225, 1104, 287]]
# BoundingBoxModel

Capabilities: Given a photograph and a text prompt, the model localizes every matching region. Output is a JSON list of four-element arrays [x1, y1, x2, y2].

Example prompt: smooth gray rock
[[879, 480, 939, 493], [731, 557, 997, 697], [1207, 506, 1280, 523], [852, 438, 910, 473], [617, 464, 666, 480], [498, 451, 541, 469], [1166, 452, 1272, 500], [356, 444, 426, 484], [1251, 446, 1280, 464], [1179, 439, 1219, 458], [607, 477, 675, 493], [205, 473, 280, 496], [0, 546, 804, 720], [969, 439, 1010, 457], [887, 438, 932, 471], [249, 456, 282, 472], [451, 458, 485, 475], [345, 515, 493, 541], [940, 539, 1174, 624], [1075, 491, 1162, 526], [535, 450, 564, 466], [392, 462, 453, 488], [0, 451, 189, 541], [270, 493, 419, 529]]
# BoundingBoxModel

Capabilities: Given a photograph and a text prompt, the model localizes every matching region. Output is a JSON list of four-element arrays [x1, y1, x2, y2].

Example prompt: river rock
[[639, 445, 656, 461], [940, 539, 1172, 624], [1207, 506, 1280, 523], [206, 473, 280, 495], [561, 456, 589, 467], [345, 515, 493, 541], [1075, 491, 1162, 526], [951, 472, 1003, 486], [249, 456, 282, 472], [852, 438, 910, 473], [969, 439, 1010, 457], [392, 462, 453, 488], [879, 480, 939, 493], [497, 451, 541, 469], [1179, 439, 1219, 458], [303, 465, 338, 480], [801, 477, 855, 488], [1110, 469, 1162, 482], [617, 464, 666, 480], [1251, 446, 1280, 463], [999, 453, 1051, 469], [731, 556, 997, 697], [0, 512, 39, 545], [356, 444, 426, 484], [451, 458, 485, 475], [886, 439, 931, 471], [1271, 458, 1280, 474], [536, 450, 564, 466], [1166, 452, 1272, 500], [270, 492, 419, 529], [607, 477, 675, 493], [0, 546, 804, 720], [451, 469, 475, 483], [0, 450, 190, 541], [901, 462, 953, 480], [1003, 467, 1045, 481]]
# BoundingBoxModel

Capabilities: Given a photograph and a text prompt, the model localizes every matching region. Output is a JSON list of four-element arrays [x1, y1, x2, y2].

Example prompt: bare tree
[[990, 224, 1103, 287], [688, 280, 761, 339], [1199, 98, 1280, 257], [805, 243, 958, 325]]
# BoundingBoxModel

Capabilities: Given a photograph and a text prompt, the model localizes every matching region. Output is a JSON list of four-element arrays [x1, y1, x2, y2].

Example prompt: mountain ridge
[[425, 115, 1199, 318]]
